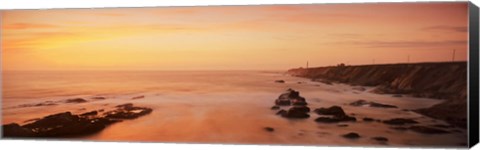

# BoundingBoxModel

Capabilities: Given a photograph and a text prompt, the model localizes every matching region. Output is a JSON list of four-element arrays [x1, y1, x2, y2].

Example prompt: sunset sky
[[1, 2, 469, 71]]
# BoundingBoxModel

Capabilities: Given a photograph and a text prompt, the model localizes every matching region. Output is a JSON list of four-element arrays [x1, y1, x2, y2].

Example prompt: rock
[[409, 126, 449, 134], [349, 100, 370, 106], [21, 112, 110, 137], [91, 96, 106, 100], [280, 106, 310, 119], [116, 103, 134, 108], [369, 102, 398, 108], [314, 106, 346, 116], [292, 100, 308, 106], [372, 136, 389, 142], [274, 80, 285, 83], [104, 104, 153, 120], [349, 100, 397, 108], [342, 132, 360, 139], [264, 127, 275, 132], [80, 111, 98, 116], [276, 109, 287, 116], [291, 106, 310, 112], [383, 118, 418, 125], [17, 101, 58, 108], [2, 104, 153, 138], [131, 96, 145, 100], [65, 98, 88, 103], [337, 124, 349, 127], [275, 89, 306, 106], [315, 115, 356, 123], [270, 105, 280, 110], [275, 93, 292, 106], [2, 123, 35, 137], [314, 106, 356, 123], [363, 117, 375, 122]]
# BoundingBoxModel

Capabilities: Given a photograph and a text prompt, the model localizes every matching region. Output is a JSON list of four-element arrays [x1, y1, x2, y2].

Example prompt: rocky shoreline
[[287, 62, 467, 128], [2, 103, 152, 138], [267, 89, 457, 144]]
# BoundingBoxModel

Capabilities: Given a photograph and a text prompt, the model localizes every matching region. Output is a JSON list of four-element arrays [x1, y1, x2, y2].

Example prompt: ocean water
[[3, 70, 285, 102], [1, 71, 468, 147]]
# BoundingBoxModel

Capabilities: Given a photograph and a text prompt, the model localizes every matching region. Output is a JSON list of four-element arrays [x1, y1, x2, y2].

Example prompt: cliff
[[287, 62, 467, 128]]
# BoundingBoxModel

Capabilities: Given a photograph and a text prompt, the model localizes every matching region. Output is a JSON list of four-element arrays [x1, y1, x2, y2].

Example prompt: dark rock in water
[[271, 105, 280, 110], [383, 118, 418, 125], [131, 95, 145, 100], [314, 106, 356, 123], [363, 117, 375, 122], [20, 112, 111, 137], [104, 105, 153, 120], [275, 89, 306, 106], [314, 106, 346, 116], [280, 106, 310, 119], [17, 101, 58, 108], [292, 106, 310, 112], [274, 80, 285, 83], [372, 136, 389, 142], [369, 102, 398, 108], [337, 124, 349, 127], [349, 100, 397, 108], [80, 111, 98, 116], [91, 96, 106, 100], [116, 103, 134, 108], [342, 132, 360, 139], [275, 93, 292, 106], [264, 127, 275, 132], [315, 115, 356, 123], [349, 100, 369, 106], [390, 126, 409, 131], [292, 100, 308, 106], [2, 123, 35, 137], [65, 98, 88, 103], [3, 104, 153, 138], [409, 126, 449, 134], [276, 109, 287, 116]]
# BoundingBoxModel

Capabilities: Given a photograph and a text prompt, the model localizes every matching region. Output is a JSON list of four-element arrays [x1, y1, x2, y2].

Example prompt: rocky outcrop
[[273, 89, 311, 119], [287, 62, 467, 128], [314, 106, 356, 123], [2, 103, 152, 138], [349, 100, 398, 108], [274, 89, 308, 106], [277, 106, 311, 119]]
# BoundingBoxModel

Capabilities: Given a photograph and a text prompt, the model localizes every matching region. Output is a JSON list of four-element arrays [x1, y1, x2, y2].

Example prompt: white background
[[0, 0, 478, 150]]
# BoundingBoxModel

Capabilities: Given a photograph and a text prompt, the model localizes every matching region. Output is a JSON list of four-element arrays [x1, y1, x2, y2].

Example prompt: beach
[[1, 70, 467, 147]]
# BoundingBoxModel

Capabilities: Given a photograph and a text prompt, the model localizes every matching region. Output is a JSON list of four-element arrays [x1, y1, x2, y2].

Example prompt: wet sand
[[1, 71, 467, 147]]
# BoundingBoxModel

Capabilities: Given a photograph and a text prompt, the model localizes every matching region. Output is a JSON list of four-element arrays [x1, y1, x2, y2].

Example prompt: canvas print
[[0, 2, 470, 147]]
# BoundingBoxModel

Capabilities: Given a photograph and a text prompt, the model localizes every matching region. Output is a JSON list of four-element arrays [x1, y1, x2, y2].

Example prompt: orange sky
[[1, 2, 469, 71]]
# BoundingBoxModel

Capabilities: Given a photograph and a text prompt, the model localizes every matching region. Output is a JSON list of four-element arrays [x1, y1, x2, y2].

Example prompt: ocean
[[1, 70, 467, 146]]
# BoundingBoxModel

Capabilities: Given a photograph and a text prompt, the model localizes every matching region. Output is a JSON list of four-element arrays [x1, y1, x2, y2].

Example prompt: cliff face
[[287, 62, 467, 128]]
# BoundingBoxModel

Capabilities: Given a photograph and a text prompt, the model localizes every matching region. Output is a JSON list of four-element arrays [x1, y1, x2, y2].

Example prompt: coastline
[[286, 61, 468, 128]]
